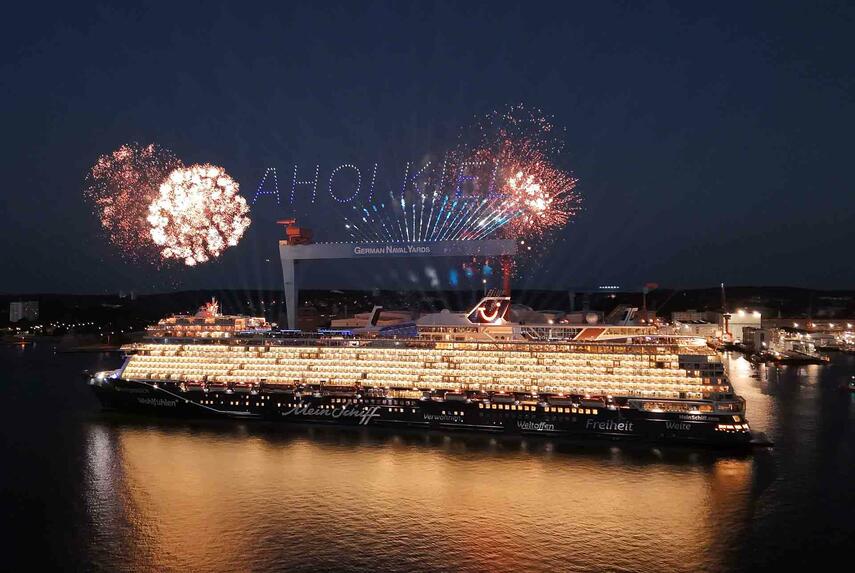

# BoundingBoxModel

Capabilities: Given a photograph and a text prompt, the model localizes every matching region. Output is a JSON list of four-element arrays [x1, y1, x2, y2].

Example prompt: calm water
[[1, 344, 853, 572]]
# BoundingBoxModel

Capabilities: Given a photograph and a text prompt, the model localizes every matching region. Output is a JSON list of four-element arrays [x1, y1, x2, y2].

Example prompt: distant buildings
[[727, 309, 762, 343], [675, 320, 720, 339], [757, 318, 855, 351], [740, 326, 822, 356], [672, 310, 720, 323], [671, 310, 721, 339], [762, 317, 855, 332], [670, 308, 763, 342], [9, 301, 39, 323], [741, 326, 768, 351]]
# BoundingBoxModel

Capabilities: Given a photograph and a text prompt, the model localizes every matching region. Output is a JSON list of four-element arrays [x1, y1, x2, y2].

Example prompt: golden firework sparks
[[147, 164, 251, 266]]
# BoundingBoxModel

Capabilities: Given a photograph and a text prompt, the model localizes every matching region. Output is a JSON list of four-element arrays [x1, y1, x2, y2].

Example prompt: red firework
[[455, 104, 581, 240], [84, 143, 183, 262]]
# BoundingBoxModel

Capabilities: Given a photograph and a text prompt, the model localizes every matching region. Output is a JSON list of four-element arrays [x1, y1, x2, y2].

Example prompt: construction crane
[[276, 218, 313, 245], [721, 282, 732, 341]]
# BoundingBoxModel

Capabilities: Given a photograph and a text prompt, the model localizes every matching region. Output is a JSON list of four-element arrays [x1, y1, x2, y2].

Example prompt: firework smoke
[[147, 164, 251, 266]]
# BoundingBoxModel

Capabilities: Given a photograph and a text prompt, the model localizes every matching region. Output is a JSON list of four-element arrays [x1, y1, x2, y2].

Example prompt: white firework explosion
[[147, 164, 251, 266]]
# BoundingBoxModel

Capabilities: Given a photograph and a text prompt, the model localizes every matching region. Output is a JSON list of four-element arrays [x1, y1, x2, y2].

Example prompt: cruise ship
[[87, 297, 756, 447]]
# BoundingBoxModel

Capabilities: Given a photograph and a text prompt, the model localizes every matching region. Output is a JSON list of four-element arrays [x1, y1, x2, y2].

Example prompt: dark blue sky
[[2, 1, 853, 293]]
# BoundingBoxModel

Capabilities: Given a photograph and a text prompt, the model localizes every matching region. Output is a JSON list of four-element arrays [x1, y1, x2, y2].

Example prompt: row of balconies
[[169, 344, 688, 361], [127, 356, 706, 381], [127, 360, 704, 387], [136, 340, 702, 357], [136, 345, 700, 370], [125, 368, 719, 395], [130, 370, 702, 399]]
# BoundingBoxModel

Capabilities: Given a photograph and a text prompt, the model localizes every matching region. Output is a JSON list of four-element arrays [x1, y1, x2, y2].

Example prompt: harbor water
[[1, 344, 853, 572]]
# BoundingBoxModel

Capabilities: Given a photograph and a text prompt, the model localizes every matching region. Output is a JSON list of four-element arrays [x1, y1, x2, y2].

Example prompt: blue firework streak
[[344, 187, 520, 243], [342, 104, 580, 249]]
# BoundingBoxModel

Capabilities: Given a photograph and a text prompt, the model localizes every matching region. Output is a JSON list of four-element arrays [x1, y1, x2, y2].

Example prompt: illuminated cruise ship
[[87, 296, 754, 446]]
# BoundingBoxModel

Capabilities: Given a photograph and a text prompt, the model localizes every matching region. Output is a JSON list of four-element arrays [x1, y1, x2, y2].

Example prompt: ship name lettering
[[283, 404, 381, 425], [115, 387, 150, 394], [585, 419, 634, 432], [679, 414, 713, 421], [517, 421, 555, 431], [665, 421, 692, 431], [424, 413, 463, 422], [137, 397, 177, 407]]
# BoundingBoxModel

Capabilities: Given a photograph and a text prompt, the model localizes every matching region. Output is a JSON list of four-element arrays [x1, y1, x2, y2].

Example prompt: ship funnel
[[466, 296, 511, 324]]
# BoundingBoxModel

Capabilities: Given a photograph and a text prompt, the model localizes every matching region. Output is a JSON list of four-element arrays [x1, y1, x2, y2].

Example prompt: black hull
[[89, 378, 755, 448]]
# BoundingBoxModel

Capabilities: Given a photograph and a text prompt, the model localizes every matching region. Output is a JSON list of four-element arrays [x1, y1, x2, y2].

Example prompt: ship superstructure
[[88, 296, 753, 446], [146, 298, 271, 339]]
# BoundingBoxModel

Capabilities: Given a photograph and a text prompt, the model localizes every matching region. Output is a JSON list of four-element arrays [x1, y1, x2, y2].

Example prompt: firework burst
[[147, 164, 251, 266], [83, 143, 183, 261], [344, 105, 580, 250], [460, 103, 580, 240]]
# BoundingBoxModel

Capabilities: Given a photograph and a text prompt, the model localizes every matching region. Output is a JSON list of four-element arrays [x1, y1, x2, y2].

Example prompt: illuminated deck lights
[[121, 340, 731, 402]]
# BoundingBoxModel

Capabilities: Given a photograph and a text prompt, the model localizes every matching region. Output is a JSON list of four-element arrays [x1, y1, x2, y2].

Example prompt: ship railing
[[124, 335, 716, 357], [518, 325, 586, 341]]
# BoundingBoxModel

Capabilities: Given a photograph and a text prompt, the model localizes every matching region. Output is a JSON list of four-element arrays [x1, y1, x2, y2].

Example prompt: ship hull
[[90, 377, 754, 448]]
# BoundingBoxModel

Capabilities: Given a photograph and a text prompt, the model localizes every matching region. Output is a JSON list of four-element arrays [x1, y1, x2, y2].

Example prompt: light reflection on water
[[83, 414, 758, 572], [3, 345, 853, 572]]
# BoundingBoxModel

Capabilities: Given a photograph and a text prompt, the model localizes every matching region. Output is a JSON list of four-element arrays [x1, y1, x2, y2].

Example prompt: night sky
[[2, 1, 853, 294]]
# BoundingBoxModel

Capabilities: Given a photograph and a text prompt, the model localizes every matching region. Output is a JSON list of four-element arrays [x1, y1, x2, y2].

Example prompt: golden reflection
[[85, 425, 755, 572]]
